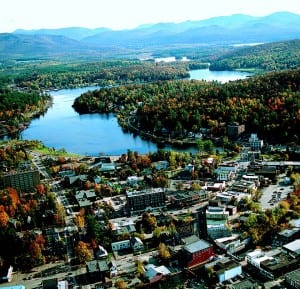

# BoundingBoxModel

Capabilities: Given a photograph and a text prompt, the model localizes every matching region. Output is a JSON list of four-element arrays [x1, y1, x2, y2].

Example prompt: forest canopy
[[73, 69, 300, 144]]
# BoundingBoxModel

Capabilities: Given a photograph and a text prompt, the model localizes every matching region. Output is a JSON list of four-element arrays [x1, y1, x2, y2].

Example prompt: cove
[[20, 69, 250, 156]]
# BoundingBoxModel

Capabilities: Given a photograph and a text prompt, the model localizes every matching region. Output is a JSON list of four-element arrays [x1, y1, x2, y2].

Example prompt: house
[[144, 264, 171, 284], [96, 245, 108, 259], [64, 174, 87, 187], [111, 237, 144, 252], [182, 236, 214, 268], [152, 161, 169, 171], [111, 240, 131, 251], [75, 190, 97, 208], [86, 259, 110, 283], [130, 236, 144, 251], [109, 219, 136, 236]]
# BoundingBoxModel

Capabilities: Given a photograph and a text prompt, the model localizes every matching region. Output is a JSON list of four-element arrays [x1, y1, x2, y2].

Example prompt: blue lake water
[[20, 69, 250, 156]]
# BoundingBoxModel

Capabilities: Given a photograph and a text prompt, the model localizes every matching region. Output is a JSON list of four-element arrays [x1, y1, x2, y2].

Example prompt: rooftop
[[283, 239, 300, 255], [184, 239, 211, 253]]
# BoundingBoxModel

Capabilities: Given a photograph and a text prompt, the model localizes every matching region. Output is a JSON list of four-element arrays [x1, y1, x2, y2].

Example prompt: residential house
[[111, 240, 131, 252], [86, 259, 110, 283], [144, 264, 171, 284], [75, 190, 97, 208], [95, 245, 108, 259], [111, 237, 144, 252]]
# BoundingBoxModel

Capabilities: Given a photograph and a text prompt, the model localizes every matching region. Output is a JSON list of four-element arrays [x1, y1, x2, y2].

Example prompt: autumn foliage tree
[[0, 206, 9, 228], [75, 241, 93, 263], [158, 242, 171, 261]]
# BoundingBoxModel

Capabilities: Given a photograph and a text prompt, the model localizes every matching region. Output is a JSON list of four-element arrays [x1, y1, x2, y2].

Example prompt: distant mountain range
[[1, 12, 300, 59]]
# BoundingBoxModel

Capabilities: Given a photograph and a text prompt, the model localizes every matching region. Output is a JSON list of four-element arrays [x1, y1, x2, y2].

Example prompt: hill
[[0, 12, 299, 60], [209, 39, 300, 71]]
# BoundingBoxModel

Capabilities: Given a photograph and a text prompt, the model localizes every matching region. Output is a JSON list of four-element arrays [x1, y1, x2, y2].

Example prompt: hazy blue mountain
[[0, 33, 87, 58], [1, 12, 299, 59], [14, 27, 111, 40]]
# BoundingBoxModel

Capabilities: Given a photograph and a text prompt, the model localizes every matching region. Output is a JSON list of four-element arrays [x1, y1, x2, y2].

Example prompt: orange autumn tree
[[0, 206, 9, 228], [75, 241, 93, 263]]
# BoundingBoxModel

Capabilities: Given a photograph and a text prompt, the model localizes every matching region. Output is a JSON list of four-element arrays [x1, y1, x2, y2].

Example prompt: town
[[0, 130, 299, 289]]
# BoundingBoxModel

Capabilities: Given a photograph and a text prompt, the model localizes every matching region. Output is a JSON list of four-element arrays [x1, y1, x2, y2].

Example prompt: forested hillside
[[0, 84, 50, 135], [2, 60, 198, 90], [209, 39, 300, 71], [73, 69, 300, 144]]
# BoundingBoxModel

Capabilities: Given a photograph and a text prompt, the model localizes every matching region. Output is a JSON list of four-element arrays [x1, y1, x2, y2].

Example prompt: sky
[[1, 0, 300, 33]]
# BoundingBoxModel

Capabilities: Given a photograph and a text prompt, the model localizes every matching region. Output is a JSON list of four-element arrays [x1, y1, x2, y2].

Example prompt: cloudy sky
[[1, 0, 300, 32]]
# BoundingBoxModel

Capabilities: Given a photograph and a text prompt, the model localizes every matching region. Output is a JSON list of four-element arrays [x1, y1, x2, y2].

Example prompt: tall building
[[227, 123, 245, 140], [249, 133, 263, 151], [1, 169, 40, 192], [126, 188, 166, 214]]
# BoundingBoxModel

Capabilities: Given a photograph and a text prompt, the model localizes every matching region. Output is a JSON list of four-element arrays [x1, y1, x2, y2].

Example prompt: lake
[[20, 69, 250, 156]]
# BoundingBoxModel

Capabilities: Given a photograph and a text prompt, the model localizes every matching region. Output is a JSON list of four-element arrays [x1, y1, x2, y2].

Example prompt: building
[[111, 237, 143, 252], [182, 236, 214, 268], [231, 279, 259, 289], [215, 235, 246, 254], [206, 206, 231, 240], [214, 163, 239, 181], [282, 239, 300, 259], [144, 264, 171, 284], [215, 258, 242, 283], [86, 259, 110, 283], [274, 228, 300, 246], [168, 190, 209, 208], [285, 268, 300, 289], [126, 188, 166, 214], [227, 123, 245, 140], [248, 133, 263, 151], [246, 247, 300, 280], [1, 169, 40, 192]]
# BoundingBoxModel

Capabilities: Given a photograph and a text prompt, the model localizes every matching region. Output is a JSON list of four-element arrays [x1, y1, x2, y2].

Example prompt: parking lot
[[260, 175, 294, 209]]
